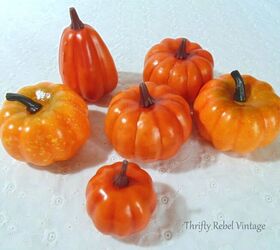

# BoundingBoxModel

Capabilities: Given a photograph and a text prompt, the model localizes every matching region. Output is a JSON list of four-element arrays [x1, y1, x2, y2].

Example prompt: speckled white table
[[0, 1, 280, 250]]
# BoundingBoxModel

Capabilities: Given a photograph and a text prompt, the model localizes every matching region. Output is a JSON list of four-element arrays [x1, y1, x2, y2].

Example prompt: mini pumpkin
[[0, 82, 90, 166], [86, 160, 157, 237], [143, 37, 214, 103], [59, 7, 118, 102], [105, 82, 192, 161], [194, 70, 280, 153]]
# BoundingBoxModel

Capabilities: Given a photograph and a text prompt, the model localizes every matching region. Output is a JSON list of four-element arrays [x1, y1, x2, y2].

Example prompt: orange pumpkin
[[0, 82, 90, 166], [59, 7, 118, 102], [143, 37, 214, 103], [194, 70, 280, 153], [105, 82, 192, 161], [86, 160, 157, 237]]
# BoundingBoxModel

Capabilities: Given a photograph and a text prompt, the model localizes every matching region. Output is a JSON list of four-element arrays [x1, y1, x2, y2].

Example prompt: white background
[[0, 1, 280, 250]]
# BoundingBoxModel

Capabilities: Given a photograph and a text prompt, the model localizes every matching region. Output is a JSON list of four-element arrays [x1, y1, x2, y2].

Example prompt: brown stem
[[231, 70, 246, 102], [69, 7, 84, 30], [175, 38, 188, 59], [6, 93, 42, 114], [114, 160, 129, 188], [139, 82, 155, 108]]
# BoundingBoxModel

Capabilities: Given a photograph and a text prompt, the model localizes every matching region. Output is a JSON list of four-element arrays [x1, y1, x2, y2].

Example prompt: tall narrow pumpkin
[[59, 7, 118, 102]]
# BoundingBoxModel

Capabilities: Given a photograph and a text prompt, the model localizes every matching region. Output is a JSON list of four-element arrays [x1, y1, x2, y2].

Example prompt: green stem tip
[[231, 70, 246, 102]]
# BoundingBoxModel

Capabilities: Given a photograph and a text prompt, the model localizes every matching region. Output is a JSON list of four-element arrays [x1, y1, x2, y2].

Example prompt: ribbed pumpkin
[[59, 7, 118, 102], [0, 82, 90, 166], [194, 70, 280, 153], [86, 160, 156, 237], [143, 37, 214, 103], [105, 82, 192, 161]]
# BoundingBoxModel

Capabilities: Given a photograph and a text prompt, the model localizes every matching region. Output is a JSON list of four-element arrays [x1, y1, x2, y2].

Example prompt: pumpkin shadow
[[145, 126, 218, 174], [94, 71, 142, 107], [28, 110, 112, 174], [114, 182, 192, 247], [224, 136, 280, 162]]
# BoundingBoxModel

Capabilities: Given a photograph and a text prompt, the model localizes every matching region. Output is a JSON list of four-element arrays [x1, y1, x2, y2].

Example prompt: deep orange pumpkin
[[59, 7, 118, 102], [105, 82, 192, 161], [86, 160, 157, 237], [194, 70, 280, 153], [143, 37, 214, 103]]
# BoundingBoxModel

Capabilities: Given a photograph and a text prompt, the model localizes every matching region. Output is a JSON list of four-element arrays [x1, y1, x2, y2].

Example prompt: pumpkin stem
[[231, 70, 246, 102], [69, 7, 84, 30], [114, 160, 129, 188], [175, 38, 188, 60], [139, 82, 155, 108], [6, 93, 42, 114]]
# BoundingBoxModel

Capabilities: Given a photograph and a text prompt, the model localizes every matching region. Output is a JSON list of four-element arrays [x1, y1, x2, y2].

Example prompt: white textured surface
[[0, 1, 280, 250]]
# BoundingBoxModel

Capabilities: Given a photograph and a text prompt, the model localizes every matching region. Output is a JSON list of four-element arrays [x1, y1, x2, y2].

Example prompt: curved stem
[[231, 70, 246, 102], [69, 7, 84, 30], [6, 93, 42, 114], [175, 38, 188, 59], [114, 160, 129, 188], [139, 82, 155, 108]]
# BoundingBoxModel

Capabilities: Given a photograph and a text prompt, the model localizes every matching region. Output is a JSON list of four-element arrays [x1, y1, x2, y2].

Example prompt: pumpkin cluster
[[0, 7, 280, 239]]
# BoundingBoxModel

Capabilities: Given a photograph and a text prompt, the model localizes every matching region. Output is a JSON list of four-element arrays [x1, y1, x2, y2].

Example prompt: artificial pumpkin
[[143, 37, 214, 103], [0, 82, 90, 166], [194, 70, 280, 153], [105, 82, 192, 161], [59, 7, 118, 102], [86, 160, 156, 237]]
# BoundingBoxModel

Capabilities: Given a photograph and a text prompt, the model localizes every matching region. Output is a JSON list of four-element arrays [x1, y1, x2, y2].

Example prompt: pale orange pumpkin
[[194, 70, 280, 153]]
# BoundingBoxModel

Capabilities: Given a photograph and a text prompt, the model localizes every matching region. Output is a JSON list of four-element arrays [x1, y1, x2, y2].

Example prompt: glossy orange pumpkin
[[86, 160, 157, 237], [0, 82, 90, 166], [143, 37, 214, 103], [105, 82, 192, 161], [59, 7, 118, 102], [194, 70, 280, 153]]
